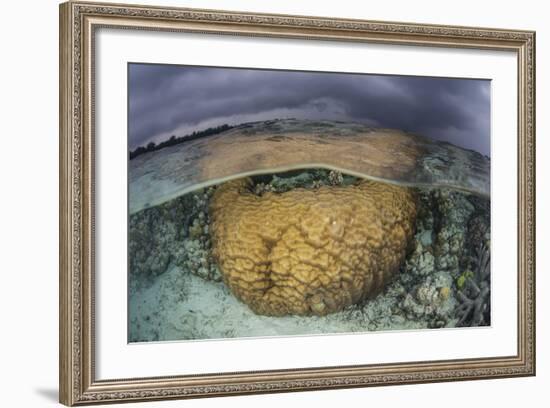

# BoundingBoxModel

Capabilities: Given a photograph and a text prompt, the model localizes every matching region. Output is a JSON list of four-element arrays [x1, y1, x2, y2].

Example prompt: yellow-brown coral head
[[210, 177, 417, 316]]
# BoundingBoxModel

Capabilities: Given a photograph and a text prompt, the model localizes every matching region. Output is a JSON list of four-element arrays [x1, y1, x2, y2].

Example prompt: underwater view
[[127, 65, 490, 342], [128, 120, 490, 342]]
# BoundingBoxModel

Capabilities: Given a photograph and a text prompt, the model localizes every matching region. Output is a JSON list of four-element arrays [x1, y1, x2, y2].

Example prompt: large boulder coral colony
[[209, 177, 418, 316]]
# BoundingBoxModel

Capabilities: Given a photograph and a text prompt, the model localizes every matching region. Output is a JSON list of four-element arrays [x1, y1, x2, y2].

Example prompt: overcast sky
[[129, 63, 491, 156]]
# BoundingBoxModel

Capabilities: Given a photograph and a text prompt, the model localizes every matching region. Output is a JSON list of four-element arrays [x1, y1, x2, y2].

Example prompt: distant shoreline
[[129, 124, 233, 160]]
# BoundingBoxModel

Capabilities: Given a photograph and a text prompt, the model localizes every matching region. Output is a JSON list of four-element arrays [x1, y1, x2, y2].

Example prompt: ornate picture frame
[[59, 1, 535, 405]]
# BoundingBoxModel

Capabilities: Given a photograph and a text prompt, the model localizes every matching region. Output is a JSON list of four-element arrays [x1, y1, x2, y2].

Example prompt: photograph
[[127, 64, 492, 343], [57, 1, 536, 404]]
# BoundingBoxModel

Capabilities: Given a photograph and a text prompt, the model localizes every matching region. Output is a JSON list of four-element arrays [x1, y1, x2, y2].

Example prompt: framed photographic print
[[59, 1, 536, 405]]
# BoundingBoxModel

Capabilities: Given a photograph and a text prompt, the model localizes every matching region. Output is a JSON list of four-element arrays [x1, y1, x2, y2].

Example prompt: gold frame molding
[[59, 1, 536, 405]]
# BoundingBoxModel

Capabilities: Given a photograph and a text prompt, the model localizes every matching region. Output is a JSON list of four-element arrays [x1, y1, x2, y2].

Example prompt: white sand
[[128, 264, 430, 343]]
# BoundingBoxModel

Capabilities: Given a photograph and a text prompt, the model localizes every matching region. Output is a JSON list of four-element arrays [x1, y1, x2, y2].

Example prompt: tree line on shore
[[129, 124, 233, 159]]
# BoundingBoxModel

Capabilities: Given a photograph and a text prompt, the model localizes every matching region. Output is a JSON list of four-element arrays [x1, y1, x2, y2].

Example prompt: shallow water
[[129, 119, 490, 214], [128, 169, 490, 343]]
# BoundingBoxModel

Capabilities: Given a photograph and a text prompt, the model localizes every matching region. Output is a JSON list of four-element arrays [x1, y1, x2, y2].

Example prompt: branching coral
[[209, 177, 417, 316], [456, 239, 490, 326]]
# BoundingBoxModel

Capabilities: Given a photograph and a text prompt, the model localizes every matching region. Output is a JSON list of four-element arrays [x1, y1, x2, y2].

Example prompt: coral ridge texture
[[210, 178, 417, 316]]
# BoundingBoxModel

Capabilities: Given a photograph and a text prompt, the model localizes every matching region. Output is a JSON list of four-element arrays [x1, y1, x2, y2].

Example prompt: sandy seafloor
[[128, 169, 491, 343], [129, 265, 424, 341]]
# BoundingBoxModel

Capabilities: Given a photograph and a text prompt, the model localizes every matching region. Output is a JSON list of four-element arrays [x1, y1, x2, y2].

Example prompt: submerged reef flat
[[128, 169, 490, 342], [129, 119, 490, 214]]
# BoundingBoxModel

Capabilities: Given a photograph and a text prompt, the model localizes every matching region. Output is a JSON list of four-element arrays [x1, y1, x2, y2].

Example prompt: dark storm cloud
[[129, 63, 490, 156]]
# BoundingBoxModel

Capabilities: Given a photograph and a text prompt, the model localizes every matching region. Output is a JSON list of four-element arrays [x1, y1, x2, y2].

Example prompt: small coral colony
[[128, 121, 491, 342]]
